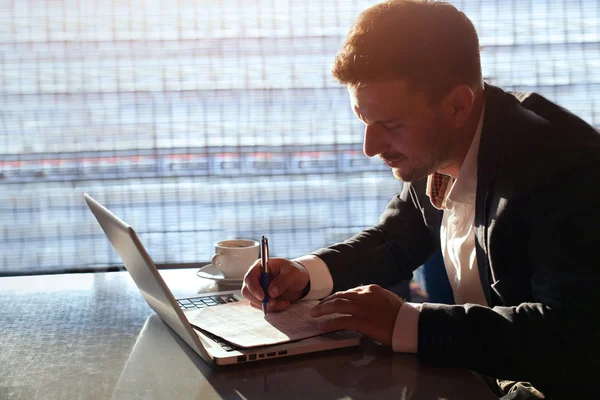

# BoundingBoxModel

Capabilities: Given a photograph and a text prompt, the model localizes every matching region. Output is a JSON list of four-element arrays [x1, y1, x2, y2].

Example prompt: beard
[[392, 164, 433, 182], [391, 157, 443, 182], [389, 118, 454, 183]]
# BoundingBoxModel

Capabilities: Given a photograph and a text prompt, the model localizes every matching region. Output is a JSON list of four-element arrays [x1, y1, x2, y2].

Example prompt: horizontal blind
[[0, 0, 598, 274]]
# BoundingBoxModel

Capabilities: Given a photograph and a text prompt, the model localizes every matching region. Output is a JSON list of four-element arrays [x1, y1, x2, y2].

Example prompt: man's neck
[[437, 92, 485, 178]]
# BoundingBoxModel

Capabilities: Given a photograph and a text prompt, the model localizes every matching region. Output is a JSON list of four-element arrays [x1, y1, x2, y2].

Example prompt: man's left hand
[[310, 284, 405, 346]]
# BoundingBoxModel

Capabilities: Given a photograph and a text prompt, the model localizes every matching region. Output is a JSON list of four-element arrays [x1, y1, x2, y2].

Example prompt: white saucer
[[196, 264, 244, 285]]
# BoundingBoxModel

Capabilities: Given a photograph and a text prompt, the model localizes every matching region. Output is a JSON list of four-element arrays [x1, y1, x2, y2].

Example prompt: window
[[1, 1, 598, 274]]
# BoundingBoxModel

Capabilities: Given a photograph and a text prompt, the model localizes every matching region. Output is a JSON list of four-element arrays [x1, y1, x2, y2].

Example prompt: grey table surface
[[0, 269, 496, 400]]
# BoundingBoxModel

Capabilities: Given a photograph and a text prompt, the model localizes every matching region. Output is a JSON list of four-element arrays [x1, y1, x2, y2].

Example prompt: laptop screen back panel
[[84, 194, 213, 363]]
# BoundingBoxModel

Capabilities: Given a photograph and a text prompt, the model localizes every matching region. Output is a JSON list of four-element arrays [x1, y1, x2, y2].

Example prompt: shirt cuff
[[391, 302, 421, 353], [293, 255, 333, 300]]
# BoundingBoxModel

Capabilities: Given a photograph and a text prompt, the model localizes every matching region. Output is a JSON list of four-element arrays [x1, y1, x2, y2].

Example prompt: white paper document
[[189, 300, 341, 348]]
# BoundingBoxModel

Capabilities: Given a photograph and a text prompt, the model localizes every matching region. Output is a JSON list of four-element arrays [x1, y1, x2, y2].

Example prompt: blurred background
[[0, 0, 598, 276]]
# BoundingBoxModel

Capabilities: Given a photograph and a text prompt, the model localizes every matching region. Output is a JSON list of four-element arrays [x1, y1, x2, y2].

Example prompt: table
[[0, 269, 496, 399]]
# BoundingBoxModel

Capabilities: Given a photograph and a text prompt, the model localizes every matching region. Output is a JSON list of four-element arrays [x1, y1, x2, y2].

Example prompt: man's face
[[349, 79, 455, 182]]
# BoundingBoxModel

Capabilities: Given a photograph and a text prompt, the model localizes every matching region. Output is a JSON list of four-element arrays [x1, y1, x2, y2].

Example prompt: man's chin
[[392, 167, 429, 183]]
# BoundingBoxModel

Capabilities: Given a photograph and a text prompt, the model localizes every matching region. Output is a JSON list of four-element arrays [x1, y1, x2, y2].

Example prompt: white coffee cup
[[211, 239, 260, 278]]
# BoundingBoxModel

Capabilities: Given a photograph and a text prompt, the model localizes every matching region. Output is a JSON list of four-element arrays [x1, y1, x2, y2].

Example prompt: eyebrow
[[360, 116, 398, 126], [374, 119, 397, 125], [354, 107, 394, 125], [353, 103, 404, 126]]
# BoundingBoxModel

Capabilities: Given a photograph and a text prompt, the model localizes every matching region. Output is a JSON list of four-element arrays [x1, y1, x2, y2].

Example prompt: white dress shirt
[[440, 122, 488, 307]]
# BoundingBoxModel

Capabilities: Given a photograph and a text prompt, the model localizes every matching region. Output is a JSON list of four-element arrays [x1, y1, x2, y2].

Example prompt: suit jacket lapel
[[474, 84, 516, 306]]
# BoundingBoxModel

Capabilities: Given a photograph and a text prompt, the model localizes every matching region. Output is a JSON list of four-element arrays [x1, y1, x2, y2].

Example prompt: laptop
[[112, 314, 366, 399], [84, 193, 361, 366]]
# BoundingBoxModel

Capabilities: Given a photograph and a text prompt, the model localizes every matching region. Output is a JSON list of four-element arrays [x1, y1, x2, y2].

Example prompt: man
[[242, 0, 600, 398]]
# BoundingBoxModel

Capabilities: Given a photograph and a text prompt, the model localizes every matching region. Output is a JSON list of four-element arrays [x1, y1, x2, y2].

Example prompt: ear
[[443, 85, 475, 128]]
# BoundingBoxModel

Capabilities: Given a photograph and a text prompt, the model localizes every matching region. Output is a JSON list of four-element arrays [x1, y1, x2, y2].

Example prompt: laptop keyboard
[[177, 294, 238, 310], [178, 294, 239, 352]]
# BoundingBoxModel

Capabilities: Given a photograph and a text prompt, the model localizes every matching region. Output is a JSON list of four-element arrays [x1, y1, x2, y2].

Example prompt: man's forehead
[[348, 80, 413, 121], [349, 80, 411, 103]]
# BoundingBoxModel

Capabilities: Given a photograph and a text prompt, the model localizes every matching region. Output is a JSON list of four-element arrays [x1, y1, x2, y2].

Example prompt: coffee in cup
[[211, 239, 260, 278]]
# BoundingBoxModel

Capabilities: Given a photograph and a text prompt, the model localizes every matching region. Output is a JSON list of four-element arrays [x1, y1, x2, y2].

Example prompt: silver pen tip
[[262, 302, 267, 316]]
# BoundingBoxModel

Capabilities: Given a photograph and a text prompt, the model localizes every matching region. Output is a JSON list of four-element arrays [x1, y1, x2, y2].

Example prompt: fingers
[[242, 259, 264, 302], [267, 261, 305, 298], [313, 285, 402, 346], [241, 284, 262, 307], [318, 315, 360, 332], [248, 298, 291, 313], [242, 257, 300, 301], [318, 290, 363, 305], [310, 297, 363, 318], [319, 314, 392, 346], [242, 258, 309, 304]]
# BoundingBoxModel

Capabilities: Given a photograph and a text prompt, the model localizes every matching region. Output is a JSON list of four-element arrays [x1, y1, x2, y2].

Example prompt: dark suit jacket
[[312, 84, 600, 397]]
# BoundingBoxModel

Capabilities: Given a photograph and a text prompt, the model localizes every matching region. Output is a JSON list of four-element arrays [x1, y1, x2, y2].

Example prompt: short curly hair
[[332, 0, 482, 103]]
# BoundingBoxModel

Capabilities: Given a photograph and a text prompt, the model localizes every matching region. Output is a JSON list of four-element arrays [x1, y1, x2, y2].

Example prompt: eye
[[384, 123, 403, 132]]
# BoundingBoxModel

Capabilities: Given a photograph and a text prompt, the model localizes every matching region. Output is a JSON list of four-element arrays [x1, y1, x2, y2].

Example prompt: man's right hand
[[241, 258, 310, 312]]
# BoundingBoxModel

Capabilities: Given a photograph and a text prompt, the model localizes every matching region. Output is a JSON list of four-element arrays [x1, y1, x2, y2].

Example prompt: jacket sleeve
[[417, 162, 600, 395], [312, 180, 438, 292]]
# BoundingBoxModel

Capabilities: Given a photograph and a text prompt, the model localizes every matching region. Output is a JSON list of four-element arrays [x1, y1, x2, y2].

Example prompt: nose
[[363, 124, 388, 158]]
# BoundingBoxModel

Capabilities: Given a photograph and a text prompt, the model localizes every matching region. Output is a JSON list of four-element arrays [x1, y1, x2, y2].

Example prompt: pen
[[261, 236, 270, 316]]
